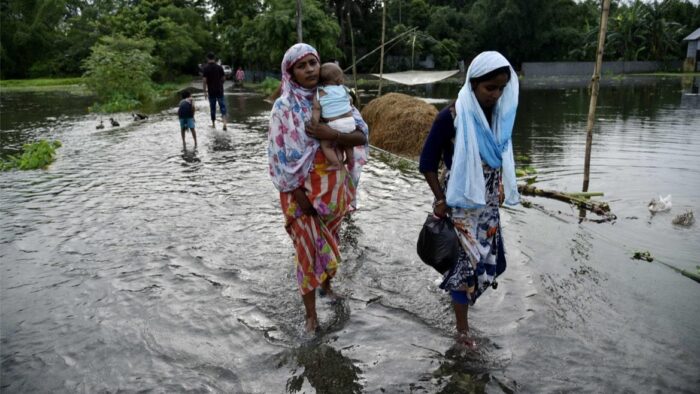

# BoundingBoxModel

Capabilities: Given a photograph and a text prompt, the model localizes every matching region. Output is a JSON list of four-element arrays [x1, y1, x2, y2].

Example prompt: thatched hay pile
[[361, 93, 438, 156]]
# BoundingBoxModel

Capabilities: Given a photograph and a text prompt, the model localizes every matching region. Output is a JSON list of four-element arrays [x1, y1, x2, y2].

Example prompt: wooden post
[[296, 0, 303, 43], [378, 1, 386, 96], [582, 0, 611, 192], [347, 12, 358, 93]]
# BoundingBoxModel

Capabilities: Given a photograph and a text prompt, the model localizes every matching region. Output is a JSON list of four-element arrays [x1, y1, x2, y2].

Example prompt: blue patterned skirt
[[440, 166, 507, 304]]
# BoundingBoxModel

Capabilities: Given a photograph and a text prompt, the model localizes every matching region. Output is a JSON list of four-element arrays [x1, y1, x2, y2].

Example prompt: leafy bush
[[1, 140, 62, 171], [258, 77, 281, 96], [82, 35, 156, 112], [89, 93, 142, 113]]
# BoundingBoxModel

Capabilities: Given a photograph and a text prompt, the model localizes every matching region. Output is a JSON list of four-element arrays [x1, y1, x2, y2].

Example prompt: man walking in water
[[202, 52, 227, 130]]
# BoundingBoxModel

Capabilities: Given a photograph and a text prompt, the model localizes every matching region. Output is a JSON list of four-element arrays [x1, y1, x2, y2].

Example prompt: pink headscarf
[[267, 43, 369, 194], [267, 43, 321, 192]]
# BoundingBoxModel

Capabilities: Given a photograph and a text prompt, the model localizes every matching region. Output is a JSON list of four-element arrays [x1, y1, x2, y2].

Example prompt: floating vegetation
[[632, 251, 654, 262], [516, 154, 531, 163], [1, 140, 62, 171], [516, 165, 537, 178]]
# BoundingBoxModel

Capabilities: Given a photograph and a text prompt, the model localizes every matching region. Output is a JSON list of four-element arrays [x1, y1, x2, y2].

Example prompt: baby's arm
[[190, 98, 195, 113]]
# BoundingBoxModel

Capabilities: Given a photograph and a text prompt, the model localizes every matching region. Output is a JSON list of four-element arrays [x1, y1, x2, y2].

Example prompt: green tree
[[238, 0, 341, 70], [104, 0, 211, 80], [607, 1, 651, 61], [211, 0, 262, 67], [0, 0, 71, 78], [82, 35, 156, 111]]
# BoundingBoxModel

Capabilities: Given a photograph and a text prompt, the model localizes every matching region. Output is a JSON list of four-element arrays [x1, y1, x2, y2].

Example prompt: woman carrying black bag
[[418, 51, 520, 349]]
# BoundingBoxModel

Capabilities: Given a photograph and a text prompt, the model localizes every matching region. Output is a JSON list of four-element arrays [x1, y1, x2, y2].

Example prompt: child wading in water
[[311, 63, 356, 171], [178, 90, 197, 150]]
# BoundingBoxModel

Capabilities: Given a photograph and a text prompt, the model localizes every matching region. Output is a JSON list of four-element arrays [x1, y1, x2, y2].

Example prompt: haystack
[[361, 93, 438, 157]]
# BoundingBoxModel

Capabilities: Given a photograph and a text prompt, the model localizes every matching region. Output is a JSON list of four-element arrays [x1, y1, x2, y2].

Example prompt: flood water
[[1, 76, 699, 393]]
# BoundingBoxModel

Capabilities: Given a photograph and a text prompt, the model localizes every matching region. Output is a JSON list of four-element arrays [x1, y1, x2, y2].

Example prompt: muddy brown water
[[1, 76, 699, 392]]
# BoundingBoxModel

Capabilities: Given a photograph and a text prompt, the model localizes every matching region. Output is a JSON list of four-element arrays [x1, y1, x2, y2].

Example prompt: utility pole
[[582, 0, 611, 192], [296, 0, 303, 43]]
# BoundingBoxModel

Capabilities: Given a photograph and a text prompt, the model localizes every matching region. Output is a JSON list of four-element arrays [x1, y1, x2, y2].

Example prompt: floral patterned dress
[[267, 43, 368, 295], [441, 166, 505, 304]]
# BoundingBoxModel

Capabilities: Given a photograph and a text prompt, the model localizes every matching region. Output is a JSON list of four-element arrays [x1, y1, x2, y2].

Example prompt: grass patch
[[0, 77, 84, 88], [1, 140, 62, 171], [0, 77, 89, 93]]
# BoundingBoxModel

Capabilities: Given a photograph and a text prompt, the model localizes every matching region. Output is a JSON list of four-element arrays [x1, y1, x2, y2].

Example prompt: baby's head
[[181, 90, 191, 100], [320, 62, 344, 86]]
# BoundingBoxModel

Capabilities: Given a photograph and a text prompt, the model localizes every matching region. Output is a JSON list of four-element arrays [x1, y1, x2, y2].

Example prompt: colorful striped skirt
[[280, 150, 354, 295]]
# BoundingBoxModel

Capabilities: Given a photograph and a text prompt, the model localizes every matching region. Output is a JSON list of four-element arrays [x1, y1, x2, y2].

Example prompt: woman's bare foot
[[456, 331, 478, 351], [305, 315, 319, 333]]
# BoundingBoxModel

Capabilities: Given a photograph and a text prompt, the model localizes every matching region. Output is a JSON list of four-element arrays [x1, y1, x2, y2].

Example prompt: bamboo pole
[[655, 260, 700, 284], [583, 0, 611, 192], [346, 12, 358, 94], [342, 27, 417, 73], [411, 33, 416, 69], [518, 184, 613, 218], [296, 0, 303, 43], [378, 1, 386, 96], [566, 191, 605, 197]]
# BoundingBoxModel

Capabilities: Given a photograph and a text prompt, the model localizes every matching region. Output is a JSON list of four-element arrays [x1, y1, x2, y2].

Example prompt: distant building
[[683, 27, 700, 72]]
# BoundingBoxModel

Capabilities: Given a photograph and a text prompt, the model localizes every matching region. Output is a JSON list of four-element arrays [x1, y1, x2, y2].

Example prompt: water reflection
[[181, 149, 200, 163], [283, 343, 362, 394]]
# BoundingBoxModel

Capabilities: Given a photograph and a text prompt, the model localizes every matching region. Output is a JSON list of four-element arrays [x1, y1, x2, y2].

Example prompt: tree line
[[2, 0, 699, 81]]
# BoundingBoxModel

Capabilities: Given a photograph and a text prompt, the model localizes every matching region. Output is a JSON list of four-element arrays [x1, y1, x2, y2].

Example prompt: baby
[[311, 62, 356, 170]]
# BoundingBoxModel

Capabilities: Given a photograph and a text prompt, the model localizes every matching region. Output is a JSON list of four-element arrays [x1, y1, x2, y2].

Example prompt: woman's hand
[[433, 200, 448, 218], [293, 187, 317, 216], [305, 122, 337, 141]]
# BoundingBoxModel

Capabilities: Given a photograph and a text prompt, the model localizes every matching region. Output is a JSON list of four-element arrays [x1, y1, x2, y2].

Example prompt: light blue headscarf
[[446, 51, 520, 208]]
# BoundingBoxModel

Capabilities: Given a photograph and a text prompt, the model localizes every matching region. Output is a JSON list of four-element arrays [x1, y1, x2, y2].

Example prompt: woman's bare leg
[[320, 277, 333, 297], [454, 302, 468, 333], [454, 300, 477, 349], [302, 290, 318, 332]]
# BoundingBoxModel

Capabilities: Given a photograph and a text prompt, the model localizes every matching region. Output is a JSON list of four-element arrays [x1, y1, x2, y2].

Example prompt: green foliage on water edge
[[258, 77, 281, 97], [1, 140, 62, 171]]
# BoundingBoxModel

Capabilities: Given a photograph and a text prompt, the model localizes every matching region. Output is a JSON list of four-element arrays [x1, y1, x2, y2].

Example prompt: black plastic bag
[[416, 214, 460, 274]]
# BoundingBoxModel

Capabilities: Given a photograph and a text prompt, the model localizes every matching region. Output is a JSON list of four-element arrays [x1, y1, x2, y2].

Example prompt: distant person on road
[[235, 67, 245, 87], [311, 62, 357, 172], [177, 90, 197, 150], [202, 52, 228, 130]]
